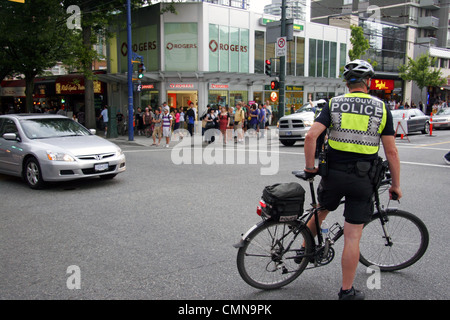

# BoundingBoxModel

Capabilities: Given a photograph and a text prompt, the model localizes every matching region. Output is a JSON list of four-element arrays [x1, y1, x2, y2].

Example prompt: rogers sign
[[209, 40, 248, 53], [166, 42, 197, 50], [121, 41, 157, 56]]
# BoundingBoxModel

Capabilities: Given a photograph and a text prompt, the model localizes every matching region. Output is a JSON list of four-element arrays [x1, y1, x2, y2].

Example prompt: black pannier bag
[[261, 182, 305, 222]]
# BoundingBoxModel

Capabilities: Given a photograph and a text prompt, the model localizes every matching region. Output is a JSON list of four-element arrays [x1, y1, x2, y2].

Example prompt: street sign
[[276, 37, 287, 57]]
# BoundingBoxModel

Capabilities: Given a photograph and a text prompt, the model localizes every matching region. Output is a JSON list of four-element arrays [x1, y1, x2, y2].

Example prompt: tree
[[0, 0, 76, 112], [398, 53, 446, 103], [348, 25, 378, 67]]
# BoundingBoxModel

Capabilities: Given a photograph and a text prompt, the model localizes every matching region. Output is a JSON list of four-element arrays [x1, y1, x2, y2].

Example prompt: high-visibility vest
[[328, 92, 387, 155]]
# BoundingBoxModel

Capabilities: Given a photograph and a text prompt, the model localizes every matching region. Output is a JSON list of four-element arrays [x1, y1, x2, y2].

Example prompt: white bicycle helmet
[[343, 59, 375, 83], [316, 99, 327, 108]]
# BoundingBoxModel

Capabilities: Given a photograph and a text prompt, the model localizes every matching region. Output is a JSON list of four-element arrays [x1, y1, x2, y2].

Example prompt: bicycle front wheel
[[359, 210, 429, 272], [236, 220, 313, 290]]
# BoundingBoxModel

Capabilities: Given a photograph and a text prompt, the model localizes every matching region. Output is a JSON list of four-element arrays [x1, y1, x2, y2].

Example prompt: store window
[[296, 37, 305, 77], [230, 91, 248, 107], [254, 31, 265, 74], [165, 23, 198, 72], [209, 24, 249, 73], [208, 90, 228, 106], [141, 90, 159, 110]]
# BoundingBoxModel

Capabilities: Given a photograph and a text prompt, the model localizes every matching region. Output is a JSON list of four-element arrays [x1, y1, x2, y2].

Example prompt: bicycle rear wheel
[[359, 210, 429, 272], [236, 220, 313, 290]]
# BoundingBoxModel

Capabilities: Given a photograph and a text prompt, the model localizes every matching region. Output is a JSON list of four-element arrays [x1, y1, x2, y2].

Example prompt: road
[[0, 128, 449, 301]]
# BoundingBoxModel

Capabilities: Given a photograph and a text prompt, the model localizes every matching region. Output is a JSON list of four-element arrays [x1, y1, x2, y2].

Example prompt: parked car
[[0, 114, 126, 189], [391, 109, 430, 135], [277, 101, 320, 146], [432, 108, 450, 129]]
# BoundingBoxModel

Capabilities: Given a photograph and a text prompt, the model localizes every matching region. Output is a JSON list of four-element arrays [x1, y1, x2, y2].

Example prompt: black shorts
[[317, 168, 374, 224]]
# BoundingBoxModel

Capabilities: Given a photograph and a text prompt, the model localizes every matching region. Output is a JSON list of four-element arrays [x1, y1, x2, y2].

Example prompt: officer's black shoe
[[338, 287, 365, 300]]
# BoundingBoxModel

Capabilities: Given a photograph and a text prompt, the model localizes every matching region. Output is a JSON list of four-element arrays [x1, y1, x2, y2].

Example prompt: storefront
[[105, 2, 351, 121], [207, 83, 248, 108], [55, 74, 107, 117], [166, 82, 198, 110], [139, 83, 159, 110], [369, 78, 403, 103]]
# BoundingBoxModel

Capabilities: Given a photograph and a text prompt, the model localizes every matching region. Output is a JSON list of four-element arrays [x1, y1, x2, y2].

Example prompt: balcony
[[419, 0, 440, 10], [418, 16, 439, 30], [417, 37, 437, 47]]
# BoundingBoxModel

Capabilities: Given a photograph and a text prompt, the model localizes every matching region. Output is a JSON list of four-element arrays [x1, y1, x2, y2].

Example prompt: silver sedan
[[0, 114, 126, 189]]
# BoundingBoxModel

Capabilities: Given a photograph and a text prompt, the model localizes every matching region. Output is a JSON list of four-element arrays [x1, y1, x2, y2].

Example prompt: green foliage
[[398, 53, 446, 91]]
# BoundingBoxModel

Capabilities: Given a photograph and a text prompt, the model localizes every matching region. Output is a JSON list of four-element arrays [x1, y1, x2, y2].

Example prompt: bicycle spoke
[[359, 210, 428, 271], [237, 221, 312, 289]]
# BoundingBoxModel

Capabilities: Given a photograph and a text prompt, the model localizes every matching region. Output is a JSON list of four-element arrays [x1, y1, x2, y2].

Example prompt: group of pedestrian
[[386, 97, 449, 116], [199, 101, 272, 144]]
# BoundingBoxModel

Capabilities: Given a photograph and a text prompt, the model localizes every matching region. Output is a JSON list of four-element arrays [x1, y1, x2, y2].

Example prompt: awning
[[95, 71, 343, 87]]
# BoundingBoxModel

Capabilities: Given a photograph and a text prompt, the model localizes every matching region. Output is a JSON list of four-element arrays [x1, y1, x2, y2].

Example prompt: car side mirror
[[3, 133, 21, 142], [89, 129, 96, 135]]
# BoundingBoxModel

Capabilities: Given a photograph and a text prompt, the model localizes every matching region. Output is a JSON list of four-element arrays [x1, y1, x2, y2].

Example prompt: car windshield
[[20, 118, 92, 139], [296, 105, 313, 113], [436, 108, 450, 115]]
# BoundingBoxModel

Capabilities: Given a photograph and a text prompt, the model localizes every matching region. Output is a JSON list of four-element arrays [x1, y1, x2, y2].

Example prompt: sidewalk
[[104, 126, 279, 147]]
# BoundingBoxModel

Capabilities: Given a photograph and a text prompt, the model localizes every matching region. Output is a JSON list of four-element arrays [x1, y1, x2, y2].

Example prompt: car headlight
[[46, 151, 75, 162], [116, 147, 124, 156], [303, 120, 314, 127]]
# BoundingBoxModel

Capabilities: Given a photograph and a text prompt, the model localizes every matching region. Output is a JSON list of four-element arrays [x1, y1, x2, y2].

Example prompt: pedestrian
[[258, 103, 266, 138], [218, 106, 230, 144], [227, 106, 234, 143], [77, 107, 85, 126], [185, 103, 196, 137], [152, 107, 162, 146], [249, 104, 258, 131], [143, 107, 153, 137], [204, 108, 217, 143], [179, 108, 185, 130], [303, 59, 401, 300], [162, 106, 173, 148], [136, 107, 144, 135], [234, 102, 245, 143], [264, 101, 272, 128], [98, 105, 108, 136], [174, 108, 180, 132]]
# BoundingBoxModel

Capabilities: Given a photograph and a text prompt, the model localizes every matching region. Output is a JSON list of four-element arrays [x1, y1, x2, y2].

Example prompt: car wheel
[[24, 157, 45, 189], [422, 122, 430, 134], [280, 139, 296, 146]]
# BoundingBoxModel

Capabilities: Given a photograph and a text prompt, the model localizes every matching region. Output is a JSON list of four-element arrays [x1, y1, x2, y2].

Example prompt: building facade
[[104, 1, 350, 122], [311, 0, 450, 109]]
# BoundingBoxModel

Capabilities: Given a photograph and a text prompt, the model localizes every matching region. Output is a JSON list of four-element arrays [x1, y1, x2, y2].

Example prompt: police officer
[[303, 59, 401, 300], [313, 99, 327, 157]]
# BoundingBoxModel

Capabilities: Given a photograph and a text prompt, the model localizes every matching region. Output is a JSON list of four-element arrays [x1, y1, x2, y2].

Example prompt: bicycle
[[234, 160, 429, 290]]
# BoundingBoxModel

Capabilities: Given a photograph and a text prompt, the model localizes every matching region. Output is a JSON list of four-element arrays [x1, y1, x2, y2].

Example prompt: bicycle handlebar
[[292, 170, 317, 181]]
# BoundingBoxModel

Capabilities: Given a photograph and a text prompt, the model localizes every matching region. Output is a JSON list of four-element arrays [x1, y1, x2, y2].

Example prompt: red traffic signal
[[265, 59, 272, 76], [270, 80, 279, 90]]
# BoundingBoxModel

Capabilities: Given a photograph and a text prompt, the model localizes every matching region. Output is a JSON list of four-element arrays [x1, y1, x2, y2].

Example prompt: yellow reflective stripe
[[341, 113, 369, 131]]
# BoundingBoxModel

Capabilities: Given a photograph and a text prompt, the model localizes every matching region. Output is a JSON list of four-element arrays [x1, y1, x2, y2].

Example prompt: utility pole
[[126, 0, 134, 141], [279, 0, 287, 119]]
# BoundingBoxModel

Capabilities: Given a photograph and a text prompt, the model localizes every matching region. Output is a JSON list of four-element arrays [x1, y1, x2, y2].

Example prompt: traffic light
[[265, 59, 272, 76], [270, 80, 279, 90], [138, 63, 145, 79]]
